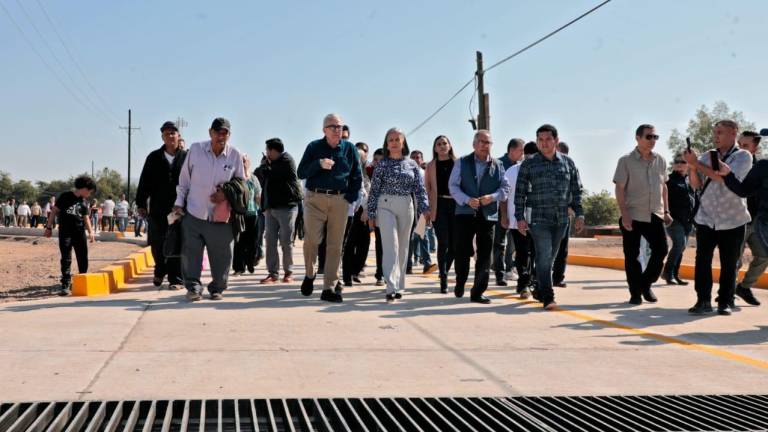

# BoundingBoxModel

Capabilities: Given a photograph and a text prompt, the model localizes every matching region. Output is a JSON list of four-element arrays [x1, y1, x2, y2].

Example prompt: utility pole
[[119, 109, 140, 201], [475, 51, 490, 131], [176, 116, 189, 136], [91, 160, 94, 178]]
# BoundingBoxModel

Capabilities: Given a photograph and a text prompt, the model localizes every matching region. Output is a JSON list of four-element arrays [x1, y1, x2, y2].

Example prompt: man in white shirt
[[115, 194, 130, 233], [16, 201, 31, 227], [174, 117, 245, 301], [500, 139, 534, 299], [101, 197, 115, 232]]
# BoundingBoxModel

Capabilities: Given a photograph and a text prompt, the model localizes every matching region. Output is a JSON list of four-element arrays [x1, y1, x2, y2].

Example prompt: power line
[[0, 0, 98, 116], [13, 0, 109, 121], [407, 0, 612, 137], [34, 0, 120, 123], [485, 0, 611, 72]]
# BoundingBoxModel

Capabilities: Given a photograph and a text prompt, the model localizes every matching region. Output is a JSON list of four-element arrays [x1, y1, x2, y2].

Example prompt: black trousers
[[491, 221, 508, 279], [454, 213, 495, 298], [619, 215, 668, 296], [30, 215, 40, 228], [254, 211, 266, 261], [432, 198, 456, 279], [148, 216, 182, 284], [511, 229, 533, 290], [233, 214, 258, 273], [374, 227, 383, 280], [552, 220, 570, 284], [343, 209, 371, 282], [694, 223, 746, 304], [59, 230, 88, 285]]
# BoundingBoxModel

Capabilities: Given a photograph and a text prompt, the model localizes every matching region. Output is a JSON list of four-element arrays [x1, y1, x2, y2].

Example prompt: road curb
[[567, 254, 768, 289], [71, 246, 154, 296]]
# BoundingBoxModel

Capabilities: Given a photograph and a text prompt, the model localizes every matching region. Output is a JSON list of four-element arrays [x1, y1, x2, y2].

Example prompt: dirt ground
[[0, 236, 140, 302]]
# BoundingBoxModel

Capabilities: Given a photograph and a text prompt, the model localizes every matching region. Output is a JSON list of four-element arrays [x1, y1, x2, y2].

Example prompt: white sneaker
[[505, 270, 518, 281]]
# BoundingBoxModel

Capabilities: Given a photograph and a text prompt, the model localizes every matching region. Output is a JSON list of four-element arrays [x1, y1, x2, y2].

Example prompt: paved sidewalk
[[0, 242, 765, 402]]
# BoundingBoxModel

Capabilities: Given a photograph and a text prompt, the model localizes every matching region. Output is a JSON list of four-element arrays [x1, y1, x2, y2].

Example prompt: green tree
[[36, 179, 73, 203], [583, 189, 619, 226], [0, 171, 12, 199], [12, 180, 38, 204], [94, 168, 125, 201], [667, 101, 757, 157]]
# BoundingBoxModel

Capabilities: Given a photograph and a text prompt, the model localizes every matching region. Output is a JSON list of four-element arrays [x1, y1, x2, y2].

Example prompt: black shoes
[[300, 276, 315, 297], [334, 281, 343, 294], [673, 277, 688, 286], [439, 276, 448, 294], [343, 279, 353, 287], [394, 292, 403, 299], [628, 296, 642, 305], [717, 304, 732, 316], [736, 285, 761, 306], [386, 293, 395, 302], [152, 276, 163, 287], [553, 281, 567, 288], [320, 289, 343, 303], [454, 284, 465, 298], [59, 286, 72, 297], [495, 278, 508, 287], [352, 275, 362, 283], [642, 288, 658, 303], [210, 292, 223, 301], [471, 295, 491, 304], [688, 302, 713, 315]]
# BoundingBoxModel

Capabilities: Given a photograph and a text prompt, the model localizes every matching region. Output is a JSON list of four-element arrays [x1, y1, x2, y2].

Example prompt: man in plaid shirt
[[514, 124, 585, 310]]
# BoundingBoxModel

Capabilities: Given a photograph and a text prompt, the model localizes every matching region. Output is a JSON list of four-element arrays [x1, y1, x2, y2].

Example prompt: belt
[[438, 195, 454, 199], [310, 188, 343, 195]]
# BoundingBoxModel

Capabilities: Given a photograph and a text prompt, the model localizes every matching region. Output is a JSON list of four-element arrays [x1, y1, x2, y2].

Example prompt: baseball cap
[[211, 117, 231, 132], [160, 121, 178, 132]]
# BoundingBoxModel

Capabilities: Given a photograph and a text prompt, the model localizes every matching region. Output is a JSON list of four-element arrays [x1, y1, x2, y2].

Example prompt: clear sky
[[1, 0, 766, 193]]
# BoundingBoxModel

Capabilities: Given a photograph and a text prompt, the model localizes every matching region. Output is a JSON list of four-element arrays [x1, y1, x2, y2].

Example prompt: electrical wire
[[407, 0, 612, 137]]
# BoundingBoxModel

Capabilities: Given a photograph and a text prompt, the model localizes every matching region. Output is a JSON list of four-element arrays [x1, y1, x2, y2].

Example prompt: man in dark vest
[[136, 121, 188, 290], [448, 130, 510, 304]]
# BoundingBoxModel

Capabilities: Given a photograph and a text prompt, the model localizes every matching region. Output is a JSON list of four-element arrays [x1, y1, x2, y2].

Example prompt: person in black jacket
[[254, 138, 303, 284], [661, 154, 695, 285], [135, 121, 188, 290]]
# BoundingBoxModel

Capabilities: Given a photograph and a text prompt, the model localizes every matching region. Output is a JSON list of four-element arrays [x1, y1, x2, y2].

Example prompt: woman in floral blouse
[[368, 128, 430, 301]]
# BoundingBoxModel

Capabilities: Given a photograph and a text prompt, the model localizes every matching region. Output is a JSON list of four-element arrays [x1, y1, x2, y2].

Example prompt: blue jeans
[[117, 216, 128, 233], [528, 222, 569, 304], [663, 220, 690, 279]]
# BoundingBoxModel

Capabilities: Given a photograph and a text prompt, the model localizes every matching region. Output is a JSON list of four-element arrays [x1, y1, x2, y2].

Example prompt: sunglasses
[[324, 125, 344, 131], [673, 160, 686, 164], [645, 134, 660, 140]]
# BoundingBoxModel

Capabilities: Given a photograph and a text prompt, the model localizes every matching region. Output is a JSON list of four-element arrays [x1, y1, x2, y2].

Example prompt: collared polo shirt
[[612, 148, 668, 223]]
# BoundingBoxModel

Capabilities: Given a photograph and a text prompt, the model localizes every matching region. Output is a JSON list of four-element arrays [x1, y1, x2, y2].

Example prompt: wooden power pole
[[119, 109, 140, 200], [476, 51, 490, 131]]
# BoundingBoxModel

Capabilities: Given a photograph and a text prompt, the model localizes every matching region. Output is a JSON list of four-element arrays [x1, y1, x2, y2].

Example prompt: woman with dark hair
[[368, 128, 430, 301], [425, 135, 456, 293]]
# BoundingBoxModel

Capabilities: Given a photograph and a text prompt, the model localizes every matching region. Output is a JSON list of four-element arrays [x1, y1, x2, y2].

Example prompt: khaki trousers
[[302, 191, 349, 290]]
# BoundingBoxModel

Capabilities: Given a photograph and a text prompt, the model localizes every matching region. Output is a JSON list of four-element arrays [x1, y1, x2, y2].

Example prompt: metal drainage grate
[[1, 395, 767, 431]]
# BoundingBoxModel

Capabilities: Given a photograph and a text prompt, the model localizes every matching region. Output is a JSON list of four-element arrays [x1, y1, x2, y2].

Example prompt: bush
[[583, 189, 619, 226]]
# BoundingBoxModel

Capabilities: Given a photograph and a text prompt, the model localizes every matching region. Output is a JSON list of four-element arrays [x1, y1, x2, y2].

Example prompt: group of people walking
[[44, 113, 765, 315]]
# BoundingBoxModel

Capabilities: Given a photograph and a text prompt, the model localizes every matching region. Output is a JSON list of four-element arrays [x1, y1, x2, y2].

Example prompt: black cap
[[211, 117, 231, 132], [760, 128, 768, 137], [160, 121, 178, 132]]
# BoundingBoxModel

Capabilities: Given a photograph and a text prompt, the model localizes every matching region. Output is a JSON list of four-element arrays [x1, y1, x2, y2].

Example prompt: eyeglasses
[[645, 134, 660, 140], [324, 125, 344, 131], [673, 160, 687, 164]]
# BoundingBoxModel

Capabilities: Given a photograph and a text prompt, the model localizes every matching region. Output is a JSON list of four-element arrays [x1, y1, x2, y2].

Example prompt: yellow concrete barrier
[[129, 252, 148, 273], [119, 259, 139, 280], [72, 273, 110, 296], [143, 247, 155, 266], [100, 264, 126, 292], [568, 254, 768, 289]]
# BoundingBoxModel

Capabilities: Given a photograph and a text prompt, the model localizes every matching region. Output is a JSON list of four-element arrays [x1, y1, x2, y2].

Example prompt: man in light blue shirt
[[174, 117, 245, 301]]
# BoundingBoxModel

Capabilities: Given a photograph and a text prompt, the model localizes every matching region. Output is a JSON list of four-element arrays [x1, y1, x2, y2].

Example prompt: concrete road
[[0, 243, 765, 402]]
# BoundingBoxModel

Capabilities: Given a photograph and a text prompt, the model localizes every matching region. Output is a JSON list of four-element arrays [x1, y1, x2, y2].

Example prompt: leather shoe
[[628, 296, 642, 305], [394, 292, 403, 299], [663, 277, 674, 285], [553, 281, 567, 288], [642, 288, 658, 303], [300, 276, 314, 296], [735, 285, 761, 306], [439, 276, 448, 294], [152, 276, 163, 287], [688, 302, 713, 314], [673, 277, 688, 286], [454, 284, 465, 298], [471, 295, 491, 304], [717, 304, 732, 316], [320, 289, 343, 303], [495, 279, 508, 287], [334, 281, 343, 294]]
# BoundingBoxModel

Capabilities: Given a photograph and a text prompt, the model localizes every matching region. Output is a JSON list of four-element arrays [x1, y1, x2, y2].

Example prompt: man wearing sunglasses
[[297, 113, 363, 303], [613, 124, 672, 305]]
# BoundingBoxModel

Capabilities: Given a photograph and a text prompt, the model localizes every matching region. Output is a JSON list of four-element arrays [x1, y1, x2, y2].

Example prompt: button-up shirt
[[612, 148, 668, 223], [175, 140, 245, 221], [297, 137, 362, 204], [448, 154, 509, 206], [514, 152, 583, 224], [694, 146, 751, 230]]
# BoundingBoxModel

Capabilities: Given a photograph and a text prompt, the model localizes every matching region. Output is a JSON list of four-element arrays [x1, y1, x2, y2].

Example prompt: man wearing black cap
[[136, 121, 188, 290], [174, 117, 245, 301], [253, 137, 303, 284]]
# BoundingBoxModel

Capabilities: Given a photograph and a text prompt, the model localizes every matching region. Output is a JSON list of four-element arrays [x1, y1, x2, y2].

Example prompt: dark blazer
[[135, 146, 188, 219]]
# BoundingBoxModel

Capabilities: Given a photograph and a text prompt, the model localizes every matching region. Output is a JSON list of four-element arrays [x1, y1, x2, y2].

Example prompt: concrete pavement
[[0, 242, 765, 402]]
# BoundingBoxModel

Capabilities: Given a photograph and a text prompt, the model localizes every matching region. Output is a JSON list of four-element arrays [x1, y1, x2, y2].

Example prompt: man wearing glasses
[[661, 154, 695, 286], [613, 124, 672, 305], [297, 114, 362, 303]]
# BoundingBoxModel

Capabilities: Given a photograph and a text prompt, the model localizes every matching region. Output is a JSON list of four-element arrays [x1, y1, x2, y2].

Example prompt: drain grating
[[1, 395, 767, 431]]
